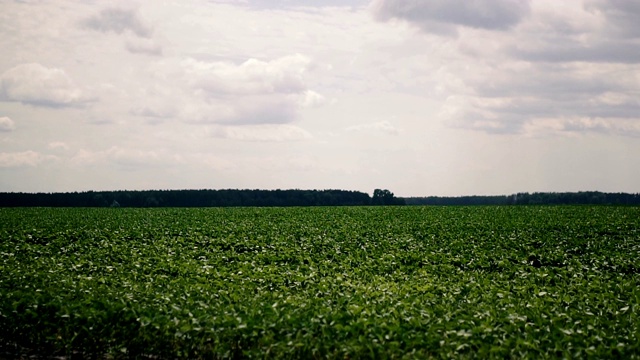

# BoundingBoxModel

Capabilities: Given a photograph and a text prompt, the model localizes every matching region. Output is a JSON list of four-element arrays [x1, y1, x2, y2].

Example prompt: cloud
[[182, 153, 236, 171], [127, 84, 179, 122], [441, 50, 640, 134], [246, 0, 369, 10], [301, 90, 327, 107], [177, 54, 320, 125], [0, 116, 15, 132], [130, 105, 177, 122], [506, 1, 640, 64], [517, 116, 640, 138], [221, 95, 299, 125], [48, 141, 70, 150], [346, 120, 400, 135], [208, 124, 312, 142], [584, 0, 640, 39], [409, 2, 640, 137], [441, 67, 640, 136], [81, 8, 152, 38], [510, 41, 640, 64], [178, 95, 299, 125], [184, 54, 311, 95], [252, 155, 319, 172], [371, 0, 531, 35], [125, 38, 163, 56], [0, 63, 91, 107], [70, 146, 164, 167], [0, 151, 56, 167], [106, 147, 161, 167]]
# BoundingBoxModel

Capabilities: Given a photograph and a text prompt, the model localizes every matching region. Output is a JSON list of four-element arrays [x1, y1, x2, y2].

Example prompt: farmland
[[1, 206, 639, 358]]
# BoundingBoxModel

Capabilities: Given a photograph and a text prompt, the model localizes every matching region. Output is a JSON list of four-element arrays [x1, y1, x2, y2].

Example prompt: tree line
[[0, 189, 404, 207], [404, 191, 640, 206], [2, 190, 638, 207]]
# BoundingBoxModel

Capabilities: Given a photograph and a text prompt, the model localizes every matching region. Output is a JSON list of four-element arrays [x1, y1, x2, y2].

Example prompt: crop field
[[1, 206, 639, 358]]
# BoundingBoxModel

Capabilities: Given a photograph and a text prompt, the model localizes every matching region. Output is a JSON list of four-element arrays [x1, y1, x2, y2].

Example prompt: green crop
[[1, 206, 638, 358]]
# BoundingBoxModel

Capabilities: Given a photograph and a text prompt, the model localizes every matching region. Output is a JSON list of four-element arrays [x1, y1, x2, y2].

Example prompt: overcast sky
[[1, 0, 639, 196]]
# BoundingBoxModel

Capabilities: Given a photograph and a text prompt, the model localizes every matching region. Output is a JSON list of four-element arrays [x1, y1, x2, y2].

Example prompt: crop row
[[1, 206, 639, 358]]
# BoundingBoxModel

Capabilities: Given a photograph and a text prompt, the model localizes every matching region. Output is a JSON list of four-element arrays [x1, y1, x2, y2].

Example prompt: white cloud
[[48, 141, 70, 150], [174, 54, 319, 125], [301, 90, 327, 107], [127, 52, 321, 127], [0, 151, 56, 167], [522, 117, 640, 138], [69, 149, 99, 166], [70, 146, 162, 167], [346, 120, 400, 135], [0, 116, 15, 132], [106, 147, 161, 167], [81, 8, 152, 38], [0, 63, 91, 107], [208, 124, 312, 142], [184, 54, 311, 95]]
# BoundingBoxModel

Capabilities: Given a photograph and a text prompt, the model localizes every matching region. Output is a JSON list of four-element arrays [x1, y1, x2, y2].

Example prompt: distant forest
[[1, 190, 639, 207], [405, 192, 640, 206], [0, 189, 403, 207]]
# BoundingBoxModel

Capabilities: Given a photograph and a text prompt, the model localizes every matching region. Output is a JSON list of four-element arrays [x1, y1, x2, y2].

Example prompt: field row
[[1, 206, 639, 358]]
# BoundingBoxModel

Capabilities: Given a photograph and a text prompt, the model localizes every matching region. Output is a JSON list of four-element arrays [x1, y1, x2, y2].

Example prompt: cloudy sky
[[1, 0, 639, 196]]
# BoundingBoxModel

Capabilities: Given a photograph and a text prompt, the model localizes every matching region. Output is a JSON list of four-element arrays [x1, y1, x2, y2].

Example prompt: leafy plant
[[0, 206, 638, 358]]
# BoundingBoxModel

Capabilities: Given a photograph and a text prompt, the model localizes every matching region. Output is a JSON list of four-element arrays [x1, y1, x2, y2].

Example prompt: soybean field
[[1, 206, 639, 358]]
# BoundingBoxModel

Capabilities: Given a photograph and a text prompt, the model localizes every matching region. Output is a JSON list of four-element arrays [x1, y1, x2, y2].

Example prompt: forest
[[0, 189, 403, 207], [1, 189, 639, 207], [405, 191, 640, 206]]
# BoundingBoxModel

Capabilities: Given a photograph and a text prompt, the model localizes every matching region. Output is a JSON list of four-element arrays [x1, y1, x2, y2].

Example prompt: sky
[[1, 0, 639, 197]]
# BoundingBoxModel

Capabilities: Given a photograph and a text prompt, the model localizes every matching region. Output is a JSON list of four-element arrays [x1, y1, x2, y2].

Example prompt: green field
[[1, 206, 639, 358]]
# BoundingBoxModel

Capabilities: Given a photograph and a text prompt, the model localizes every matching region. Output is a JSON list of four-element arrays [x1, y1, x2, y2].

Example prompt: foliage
[[405, 191, 640, 206], [372, 189, 405, 205], [0, 189, 374, 207], [1, 206, 639, 358]]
